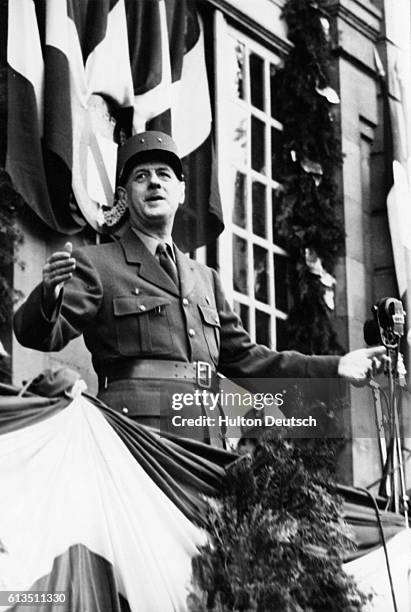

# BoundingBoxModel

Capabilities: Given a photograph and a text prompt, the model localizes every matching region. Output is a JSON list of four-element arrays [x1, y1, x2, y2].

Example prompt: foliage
[[190, 435, 370, 611], [274, 0, 345, 355], [0, 169, 24, 325]]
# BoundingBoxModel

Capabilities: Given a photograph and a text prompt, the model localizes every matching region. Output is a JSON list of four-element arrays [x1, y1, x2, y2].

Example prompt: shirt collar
[[131, 227, 175, 261]]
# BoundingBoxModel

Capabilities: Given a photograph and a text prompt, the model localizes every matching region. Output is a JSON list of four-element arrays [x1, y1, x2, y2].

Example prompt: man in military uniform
[[14, 131, 385, 443]]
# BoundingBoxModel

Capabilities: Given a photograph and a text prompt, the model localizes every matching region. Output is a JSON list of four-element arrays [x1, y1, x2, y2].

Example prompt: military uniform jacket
[[14, 228, 340, 422]]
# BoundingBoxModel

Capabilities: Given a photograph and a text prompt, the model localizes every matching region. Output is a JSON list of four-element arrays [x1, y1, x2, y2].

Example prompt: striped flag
[[7, 0, 81, 234], [378, 0, 411, 381], [7, 0, 134, 233], [6, 0, 223, 249], [126, 0, 223, 251], [2, 381, 411, 610], [0, 386, 235, 611]]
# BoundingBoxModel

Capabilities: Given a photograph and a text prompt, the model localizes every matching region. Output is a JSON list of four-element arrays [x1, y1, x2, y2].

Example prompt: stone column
[[326, 0, 388, 488]]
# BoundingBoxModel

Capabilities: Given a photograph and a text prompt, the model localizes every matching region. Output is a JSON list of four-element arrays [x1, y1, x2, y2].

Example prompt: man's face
[[119, 161, 185, 233]]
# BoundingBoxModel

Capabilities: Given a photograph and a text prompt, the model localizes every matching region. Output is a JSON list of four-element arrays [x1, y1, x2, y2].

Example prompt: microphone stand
[[378, 344, 409, 527]]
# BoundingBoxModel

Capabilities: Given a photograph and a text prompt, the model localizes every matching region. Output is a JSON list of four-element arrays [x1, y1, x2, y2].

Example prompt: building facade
[[1, 0, 409, 491]]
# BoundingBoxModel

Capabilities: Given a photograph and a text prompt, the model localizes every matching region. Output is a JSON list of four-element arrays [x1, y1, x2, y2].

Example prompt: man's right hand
[[42, 242, 76, 308], [337, 346, 387, 386]]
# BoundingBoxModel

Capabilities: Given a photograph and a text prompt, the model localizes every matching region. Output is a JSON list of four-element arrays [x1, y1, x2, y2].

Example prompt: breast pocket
[[198, 305, 221, 364], [113, 296, 174, 356]]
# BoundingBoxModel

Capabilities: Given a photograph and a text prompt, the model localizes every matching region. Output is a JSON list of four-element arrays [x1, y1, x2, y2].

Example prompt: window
[[215, 15, 288, 349]]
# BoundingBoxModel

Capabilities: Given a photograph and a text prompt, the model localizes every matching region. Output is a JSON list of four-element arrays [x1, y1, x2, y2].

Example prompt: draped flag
[[379, 0, 411, 380], [1, 376, 410, 611], [125, 0, 223, 250], [6, 0, 223, 250], [344, 529, 411, 611], [0, 386, 236, 611]]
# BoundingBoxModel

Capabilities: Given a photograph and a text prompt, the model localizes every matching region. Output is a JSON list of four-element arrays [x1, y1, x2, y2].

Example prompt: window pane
[[234, 301, 250, 332], [274, 254, 288, 312], [253, 245, 268, 303], [271, 126, 283, 182], [272, 186, 286, 249], [275, 317, 287, 351], [252, 181, 266, 237], [250, 53, 264, 111], [270, 63, 281, 119], [233, 235, 248, 294], [251, 116, 265, 174], [228, 38, 246, 101], [233, 171, 247, 228], [256, 310, 270, 346], [230, 104, 248, 167]]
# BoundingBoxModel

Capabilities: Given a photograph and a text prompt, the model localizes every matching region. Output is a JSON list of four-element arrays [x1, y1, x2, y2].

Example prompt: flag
[[125, 0, 223, 251], [377, 0, 411, 383], [7, 0, 81, 234], [1, 376, 410, 611], [344, 530, 411, 611], [6, 0, 223, 249], [0, 382, 235, 611], [0, 394, 203, 610], [6, 0, 135, 233]]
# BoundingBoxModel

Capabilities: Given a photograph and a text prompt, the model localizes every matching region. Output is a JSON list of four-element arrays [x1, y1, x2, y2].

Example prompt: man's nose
[[148, 171, 161, 186]]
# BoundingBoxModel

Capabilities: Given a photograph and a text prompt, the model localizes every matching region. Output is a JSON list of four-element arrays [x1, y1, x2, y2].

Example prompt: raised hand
[[337, 346, 387, 386], [42, 242, 76, 306]]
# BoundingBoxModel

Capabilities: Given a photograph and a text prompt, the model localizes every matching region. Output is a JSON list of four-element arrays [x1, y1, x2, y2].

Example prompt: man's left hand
[[337, 346, 387, 386]]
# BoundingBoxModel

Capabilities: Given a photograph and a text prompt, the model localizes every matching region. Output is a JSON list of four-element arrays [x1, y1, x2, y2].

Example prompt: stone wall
[[325, 0, 405, 489]]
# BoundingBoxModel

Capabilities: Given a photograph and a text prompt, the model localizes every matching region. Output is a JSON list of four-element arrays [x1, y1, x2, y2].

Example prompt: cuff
[[304, 355, 341, 378], [41, 287, 64, 323]]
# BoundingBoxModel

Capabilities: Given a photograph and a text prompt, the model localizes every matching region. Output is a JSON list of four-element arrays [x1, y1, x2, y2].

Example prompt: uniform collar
[[120, 227, 196, 296], [131, 227, 175, 261]]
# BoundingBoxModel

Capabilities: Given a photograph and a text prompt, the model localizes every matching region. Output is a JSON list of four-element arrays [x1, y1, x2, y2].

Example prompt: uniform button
[[215, 316, 219, 323], [139, 305, 146, 311], [122, 407, 129, 414], [205, 296, 211, 305], [188, 328, 196, 337], [182, 298, 189, 306], [133, 288, 140, 295]]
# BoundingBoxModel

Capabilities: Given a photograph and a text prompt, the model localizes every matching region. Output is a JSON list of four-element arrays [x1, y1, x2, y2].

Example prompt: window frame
[[214, 11, 288, 348]]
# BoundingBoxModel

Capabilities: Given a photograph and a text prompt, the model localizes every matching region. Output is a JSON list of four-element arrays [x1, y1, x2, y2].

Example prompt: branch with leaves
[[190, 435, 369, 611], [275, 0, 345, 355], [0, 169, 23, 355]]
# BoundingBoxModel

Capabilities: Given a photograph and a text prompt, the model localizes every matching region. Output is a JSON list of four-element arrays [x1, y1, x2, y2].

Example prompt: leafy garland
[[0, 2, 21, 376], [275, 0, 345, 355], [190, 436, 369, 611], [0, 171, 23, 357]]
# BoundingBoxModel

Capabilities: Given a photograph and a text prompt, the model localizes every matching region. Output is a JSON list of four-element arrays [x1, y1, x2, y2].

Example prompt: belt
[[98, 360, 216, 389]]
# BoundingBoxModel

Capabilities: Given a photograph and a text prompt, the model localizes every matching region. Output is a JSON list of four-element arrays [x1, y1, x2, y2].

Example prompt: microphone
[[364, 297, 405, 348]]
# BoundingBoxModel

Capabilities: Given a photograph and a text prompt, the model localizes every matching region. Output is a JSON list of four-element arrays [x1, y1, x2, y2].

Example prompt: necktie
[[156, 242, 179, 287]]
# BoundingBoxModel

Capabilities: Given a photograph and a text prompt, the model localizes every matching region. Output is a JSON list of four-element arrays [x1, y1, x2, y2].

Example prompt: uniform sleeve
[[13, 249, 103, 352], [211, 270, 340, 380]]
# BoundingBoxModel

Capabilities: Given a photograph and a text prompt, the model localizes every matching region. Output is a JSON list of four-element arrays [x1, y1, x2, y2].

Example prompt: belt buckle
[[196, 361, 212, 389]]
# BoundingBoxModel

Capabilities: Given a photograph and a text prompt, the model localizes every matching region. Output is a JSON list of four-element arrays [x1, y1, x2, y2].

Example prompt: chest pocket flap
[[198, 305, 221, 327], [113, 296, 173, 356], [114, 296, 171, 316]]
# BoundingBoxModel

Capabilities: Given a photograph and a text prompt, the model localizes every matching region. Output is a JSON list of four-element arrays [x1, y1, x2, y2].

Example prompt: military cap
[[117, 131, 184, 184]]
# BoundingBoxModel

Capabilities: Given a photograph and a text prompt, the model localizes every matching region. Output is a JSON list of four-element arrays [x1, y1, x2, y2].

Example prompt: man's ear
[[179, 181, 186, 205], [116, 185, 127, 205]]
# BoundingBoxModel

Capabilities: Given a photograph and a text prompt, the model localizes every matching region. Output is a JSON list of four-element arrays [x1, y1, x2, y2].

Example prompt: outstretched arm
[[212, 269, 386, 386]]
